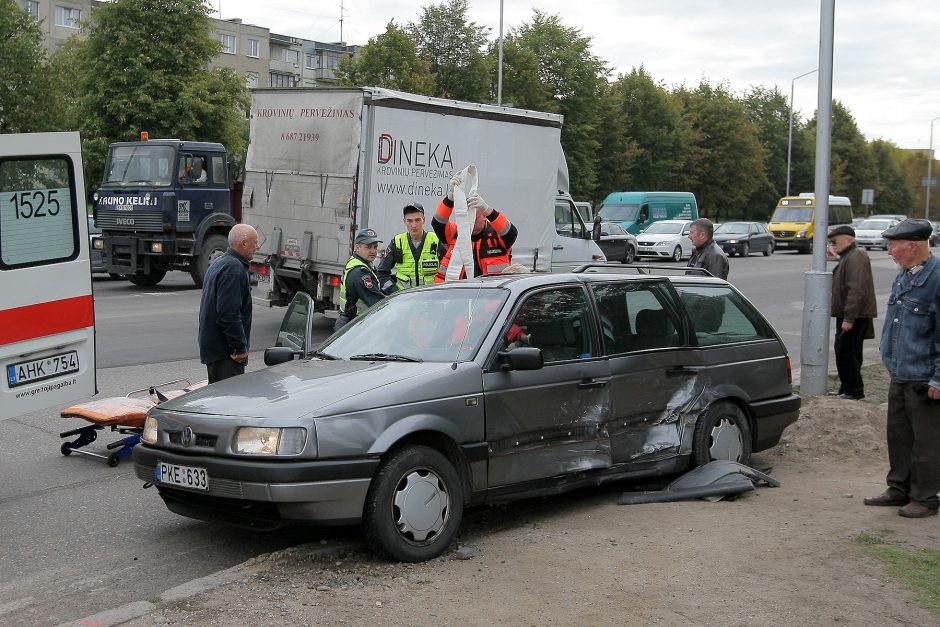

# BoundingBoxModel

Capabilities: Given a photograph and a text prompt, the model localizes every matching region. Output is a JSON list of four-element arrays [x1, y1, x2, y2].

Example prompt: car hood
[[713, 233, 748, 242], [854, 229, 885, 237], [157, 359, 465, 419], [637, 233, 682, 242]]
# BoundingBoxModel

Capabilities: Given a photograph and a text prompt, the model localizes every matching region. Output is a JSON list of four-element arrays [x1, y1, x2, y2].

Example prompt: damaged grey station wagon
[[133, 266, 800, 562]]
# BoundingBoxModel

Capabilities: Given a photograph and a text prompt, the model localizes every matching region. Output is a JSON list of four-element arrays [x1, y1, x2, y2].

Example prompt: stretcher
[[59, 378, 206, 467]]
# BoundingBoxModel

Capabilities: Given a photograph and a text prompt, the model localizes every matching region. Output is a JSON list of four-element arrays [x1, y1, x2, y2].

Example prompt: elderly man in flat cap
[[827, 225, 877, 400], [864, 219, 940, 518]]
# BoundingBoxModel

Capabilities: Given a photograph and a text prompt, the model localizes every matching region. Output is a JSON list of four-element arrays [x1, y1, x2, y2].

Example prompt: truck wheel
[[128, 269, 167, 287], [191, 234, 229, 288], [363, 445, 463, 562]]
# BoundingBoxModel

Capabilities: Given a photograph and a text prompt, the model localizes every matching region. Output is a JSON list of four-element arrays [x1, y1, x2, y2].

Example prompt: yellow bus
[[768, 194, 853, 254]]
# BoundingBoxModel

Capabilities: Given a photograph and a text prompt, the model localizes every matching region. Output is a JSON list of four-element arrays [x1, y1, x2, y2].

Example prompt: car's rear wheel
[[623, 244, 636, 264], [672, 246, 683, 262], [741, 243, 749, 257], [363, 445, 463, 562], [692, 401, 752, 466], [763, 242, 774, 256]]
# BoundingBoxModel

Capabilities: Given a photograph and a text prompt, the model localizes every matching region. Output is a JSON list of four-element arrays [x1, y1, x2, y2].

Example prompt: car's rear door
[[591, 279, 699, 465]]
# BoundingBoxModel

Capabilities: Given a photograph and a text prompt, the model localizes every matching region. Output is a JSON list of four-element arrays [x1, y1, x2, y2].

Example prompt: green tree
[[336, 21, 435, 94], [0, 0, 53, 133], [603, 67, 687, 195], [496, 11, 608, 200], [867, 140, 915, 216], [742, 85, 791, 216], [409, 0, 491, 101], [77, 0, 248, 188], [672, 81, 765, 220], [806, 101, 875, 206], [45, 36, 86, 133]]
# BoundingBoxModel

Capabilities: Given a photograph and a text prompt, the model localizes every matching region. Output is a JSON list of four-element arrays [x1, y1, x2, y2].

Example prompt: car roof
[[422, 267, 728, 292]]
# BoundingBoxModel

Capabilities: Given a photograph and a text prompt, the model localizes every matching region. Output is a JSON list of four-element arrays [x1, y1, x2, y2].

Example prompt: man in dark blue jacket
[[198, 224, 258, 383]]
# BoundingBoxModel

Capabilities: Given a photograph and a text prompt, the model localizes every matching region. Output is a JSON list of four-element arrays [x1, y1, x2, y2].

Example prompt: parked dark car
[[134, 268, 800, 562], [713, 222, 775, 256], [596, 221, 637, 263]]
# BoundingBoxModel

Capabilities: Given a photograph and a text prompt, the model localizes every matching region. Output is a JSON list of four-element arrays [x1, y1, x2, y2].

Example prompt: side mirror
[[264, 346, 302, 366], [592, 216, 602, 242], [497, 347, 544, 371]]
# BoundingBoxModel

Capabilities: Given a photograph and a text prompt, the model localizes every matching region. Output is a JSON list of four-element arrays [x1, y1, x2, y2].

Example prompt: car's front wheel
[[763, 241, 774, 256], [672, 246, 683, 262], [692, 401, 752, 466], [741, 243, 749, 257], [363, 445, 463, 562]]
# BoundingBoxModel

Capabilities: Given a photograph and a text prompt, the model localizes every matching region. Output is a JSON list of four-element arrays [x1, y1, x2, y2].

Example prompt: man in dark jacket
[[687, 218, 729, 279], [828, 225, 877, 399], [198, 224, 258, 383]]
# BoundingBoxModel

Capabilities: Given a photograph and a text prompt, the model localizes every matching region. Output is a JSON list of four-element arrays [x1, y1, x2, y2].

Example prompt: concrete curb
[[62, 541, 360, 626]]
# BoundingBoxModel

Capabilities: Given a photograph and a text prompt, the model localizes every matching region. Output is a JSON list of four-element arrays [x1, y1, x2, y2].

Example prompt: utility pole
[[799, 0, 835, 396]]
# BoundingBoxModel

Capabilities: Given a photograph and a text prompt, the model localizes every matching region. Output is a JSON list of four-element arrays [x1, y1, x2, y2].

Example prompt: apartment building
[[18, 0, 357, 89]]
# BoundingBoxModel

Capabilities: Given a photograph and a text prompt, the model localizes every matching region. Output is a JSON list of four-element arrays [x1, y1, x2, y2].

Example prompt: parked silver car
[[134, 268, 800, 562]]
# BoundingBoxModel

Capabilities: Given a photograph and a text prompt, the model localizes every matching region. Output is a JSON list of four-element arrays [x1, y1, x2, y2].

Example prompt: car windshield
[[715, 222, 750, 235], [771, 207, 813, 222], [597, 203, 640, 221], [856, 220, 893, 230], [102, 145, 175, 186], [320, 286, 509, 362], [643, 222, 684, 234]]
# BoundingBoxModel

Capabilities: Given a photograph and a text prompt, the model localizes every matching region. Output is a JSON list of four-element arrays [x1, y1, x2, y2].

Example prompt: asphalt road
[[0, 252, 907, 625]]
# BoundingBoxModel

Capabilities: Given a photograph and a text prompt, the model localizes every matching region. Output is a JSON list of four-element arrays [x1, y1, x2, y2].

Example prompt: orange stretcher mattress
[[60, 397, 155, 427]]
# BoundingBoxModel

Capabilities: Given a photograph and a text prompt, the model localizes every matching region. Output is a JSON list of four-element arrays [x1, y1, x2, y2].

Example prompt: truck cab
[[93, 136, 236, 286]]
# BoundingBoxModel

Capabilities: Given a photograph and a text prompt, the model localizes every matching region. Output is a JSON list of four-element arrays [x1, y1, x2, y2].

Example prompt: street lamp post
[[497, 0, 504, 105], [786, 69, 818, 197], [926, 116, 940, 220]]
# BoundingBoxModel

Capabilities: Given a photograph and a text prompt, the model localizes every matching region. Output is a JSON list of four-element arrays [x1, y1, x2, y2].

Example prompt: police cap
[[354, 228, 382, 245], [403, 202, 425, 215], [881, 219, 932, 241]]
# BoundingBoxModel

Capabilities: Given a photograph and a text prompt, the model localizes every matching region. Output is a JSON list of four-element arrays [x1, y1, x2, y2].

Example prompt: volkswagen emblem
[[181, 426, 195, 447]]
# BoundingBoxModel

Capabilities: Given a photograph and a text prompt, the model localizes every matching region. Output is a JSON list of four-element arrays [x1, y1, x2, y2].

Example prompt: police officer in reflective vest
[[433, 173, 517, 281], [377, 202, 441, 293], [335, 228, 385, 332]]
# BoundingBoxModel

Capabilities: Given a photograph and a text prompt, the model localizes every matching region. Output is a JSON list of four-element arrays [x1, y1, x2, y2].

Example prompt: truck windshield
[[598, 203, 640, 222], [771, 207, 813, 222], [102, 145, 174, 186]]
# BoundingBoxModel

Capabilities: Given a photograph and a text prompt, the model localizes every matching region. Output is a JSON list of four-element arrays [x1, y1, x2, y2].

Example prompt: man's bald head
[[229, 224, 259, 260]]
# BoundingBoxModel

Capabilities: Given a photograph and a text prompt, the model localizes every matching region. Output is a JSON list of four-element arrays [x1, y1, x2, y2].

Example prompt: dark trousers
[[833, 317, 869, 397], [207, 356, 246, 383], [886, 380, 940, 508]]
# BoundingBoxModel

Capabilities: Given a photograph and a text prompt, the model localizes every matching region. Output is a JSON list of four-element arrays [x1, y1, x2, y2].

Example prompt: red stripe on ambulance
[[0, 295, 94, 346]]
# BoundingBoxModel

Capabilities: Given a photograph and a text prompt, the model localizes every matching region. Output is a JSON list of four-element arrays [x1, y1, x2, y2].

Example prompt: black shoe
[[864, 491, 909, 507], [837, 393, 864, 400]]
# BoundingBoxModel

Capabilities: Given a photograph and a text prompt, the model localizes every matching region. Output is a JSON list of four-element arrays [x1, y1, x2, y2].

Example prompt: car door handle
[[666, 366, 702, 376], [553, 245, 564, 250], [578, 377, 610, 389]]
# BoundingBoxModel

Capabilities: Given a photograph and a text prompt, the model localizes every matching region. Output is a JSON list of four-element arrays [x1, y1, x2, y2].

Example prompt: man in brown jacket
[[828, 225, 877, 399]]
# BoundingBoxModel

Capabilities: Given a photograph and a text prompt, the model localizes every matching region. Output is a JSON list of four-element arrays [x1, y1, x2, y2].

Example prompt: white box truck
[[243, 87, 604, 310]]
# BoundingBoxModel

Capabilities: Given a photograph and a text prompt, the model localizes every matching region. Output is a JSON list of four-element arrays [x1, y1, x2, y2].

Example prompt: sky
[[215, 0, 940, 150]]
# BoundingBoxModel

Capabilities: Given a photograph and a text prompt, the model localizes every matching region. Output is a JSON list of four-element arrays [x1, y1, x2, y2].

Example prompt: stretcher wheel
[[61, 442, 73, 456], [107, 453, 120, 467]]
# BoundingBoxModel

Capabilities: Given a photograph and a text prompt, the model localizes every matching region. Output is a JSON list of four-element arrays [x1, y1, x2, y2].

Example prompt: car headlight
[[233, 427, 307, 455], [93, 238, 104, 250], [656, 241, 669, 247], [728, 239, 737, 244], [797, 229, 808, 238], [142, 416, 158, 444], [150, 242, 163, 253]]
